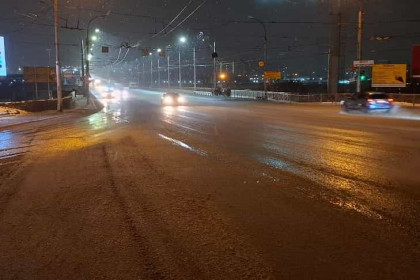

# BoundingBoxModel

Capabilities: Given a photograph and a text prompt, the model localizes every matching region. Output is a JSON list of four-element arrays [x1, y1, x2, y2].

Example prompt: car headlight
[[164, 96, 173, 103], [178, 96, 186, 103]]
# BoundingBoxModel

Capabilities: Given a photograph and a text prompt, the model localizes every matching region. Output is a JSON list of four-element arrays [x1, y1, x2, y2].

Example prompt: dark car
[[341, 92, 394, 113], [161, 92, 186, 105]]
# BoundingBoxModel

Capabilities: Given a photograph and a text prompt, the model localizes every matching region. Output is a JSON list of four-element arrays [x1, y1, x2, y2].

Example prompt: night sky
[[1, 0, 420, 77]]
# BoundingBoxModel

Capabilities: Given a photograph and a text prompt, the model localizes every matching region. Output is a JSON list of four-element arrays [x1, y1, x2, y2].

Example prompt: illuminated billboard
[[0, 36, 6, 77]]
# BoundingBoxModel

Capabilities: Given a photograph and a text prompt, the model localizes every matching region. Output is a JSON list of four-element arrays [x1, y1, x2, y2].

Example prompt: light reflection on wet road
[[3, 87, 420, 234], [1, 86, 420, 278], [91, 87, 420, 234]]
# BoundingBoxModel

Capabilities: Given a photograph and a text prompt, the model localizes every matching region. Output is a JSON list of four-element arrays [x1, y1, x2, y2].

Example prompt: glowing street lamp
[[178, 37, 187, 88], [157, 48, 162, 53], [95, 28, 100, 33], [91, 35, 98, 41]]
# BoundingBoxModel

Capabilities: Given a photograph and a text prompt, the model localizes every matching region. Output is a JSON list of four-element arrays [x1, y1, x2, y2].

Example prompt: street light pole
[[158, 57, 161, 88], [193, 47, 197, 91], [356, 5, 364, 93], [249, 16, 268, 99], [213, 41, 217, 91], [142, 61, 145, 86], [85, 12, 109, 105], [53, 0, 63, 111], [179, 51, 182, 88], [150, 57, 153, 87], [167, 55, 170, 88]]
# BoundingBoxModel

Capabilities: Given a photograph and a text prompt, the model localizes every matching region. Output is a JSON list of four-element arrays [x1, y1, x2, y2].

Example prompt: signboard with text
[[24, 67, 56, 83], [264, 71, 282, 80], [0, 36, 7, 77], [372, 64, 407, 88], [412, 46, 420, 78], [353, 60, 374, 67]]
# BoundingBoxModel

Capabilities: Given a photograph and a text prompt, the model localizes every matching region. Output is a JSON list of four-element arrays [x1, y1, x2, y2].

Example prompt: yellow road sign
[[264, 71, 282, 80], [372, 64, 407, 88]]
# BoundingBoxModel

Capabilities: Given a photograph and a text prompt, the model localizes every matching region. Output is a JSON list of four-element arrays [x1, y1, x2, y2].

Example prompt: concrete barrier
[[0, 95, 73, 112]]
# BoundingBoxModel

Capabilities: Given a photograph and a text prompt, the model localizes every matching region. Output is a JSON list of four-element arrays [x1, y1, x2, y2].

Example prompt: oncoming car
[[161, 92, 186, 105], [341, 92, 394, 113]]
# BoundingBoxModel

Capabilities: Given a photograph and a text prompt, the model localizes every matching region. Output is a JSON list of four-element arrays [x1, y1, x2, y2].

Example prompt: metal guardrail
[[162, 87, 419, 106]]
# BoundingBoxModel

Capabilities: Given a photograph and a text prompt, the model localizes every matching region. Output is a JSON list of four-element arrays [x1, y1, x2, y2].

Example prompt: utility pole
[[46, 49, 52, 99], [356, 5, 364, 93], [179, 51, 182, 88], [248, 16, 268, 99], [327, 0, 342, 102], [193, 47, 197, 91], [213, 41, 217, 91], [263, 29, 267, 99], [80, 41, 84, 87], [53, 0, 63, 112]]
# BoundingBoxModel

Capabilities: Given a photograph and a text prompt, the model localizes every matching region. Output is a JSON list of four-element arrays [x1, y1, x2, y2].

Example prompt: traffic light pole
[[356, 7, 364, 93]]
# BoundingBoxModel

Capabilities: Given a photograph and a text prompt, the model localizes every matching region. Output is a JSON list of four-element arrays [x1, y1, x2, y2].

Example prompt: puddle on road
[[158, 134, 207, 156]]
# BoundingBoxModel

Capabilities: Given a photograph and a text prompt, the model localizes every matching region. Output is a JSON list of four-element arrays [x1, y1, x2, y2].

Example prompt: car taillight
[[367, 99, 374, 103], [388, 98, 394, 102]]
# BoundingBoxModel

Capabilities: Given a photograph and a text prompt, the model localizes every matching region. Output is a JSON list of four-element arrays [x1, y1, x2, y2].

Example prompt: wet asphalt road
[[108, 88, 420, 230], [1, 87, 420, 279]]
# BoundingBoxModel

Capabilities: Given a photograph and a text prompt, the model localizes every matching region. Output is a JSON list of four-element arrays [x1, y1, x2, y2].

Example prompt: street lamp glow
[[149, 52, 153, 56], [157, 48, 162, 53], [179, 36, 187, 43], [91, 35, 98, 41], [88, 54, 93, 61], [95, 28, 100, 33]]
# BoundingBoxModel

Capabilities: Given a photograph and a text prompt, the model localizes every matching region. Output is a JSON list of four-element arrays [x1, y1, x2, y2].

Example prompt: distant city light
[[179, 36, 187, 43], [157, 48, 162, 53], [95, 28, 100, 33], [91, 35, 98, 41]]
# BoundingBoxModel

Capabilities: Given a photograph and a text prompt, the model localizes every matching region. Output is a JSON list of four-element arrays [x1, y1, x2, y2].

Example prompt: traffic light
[[360, 70, 367, 81]]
